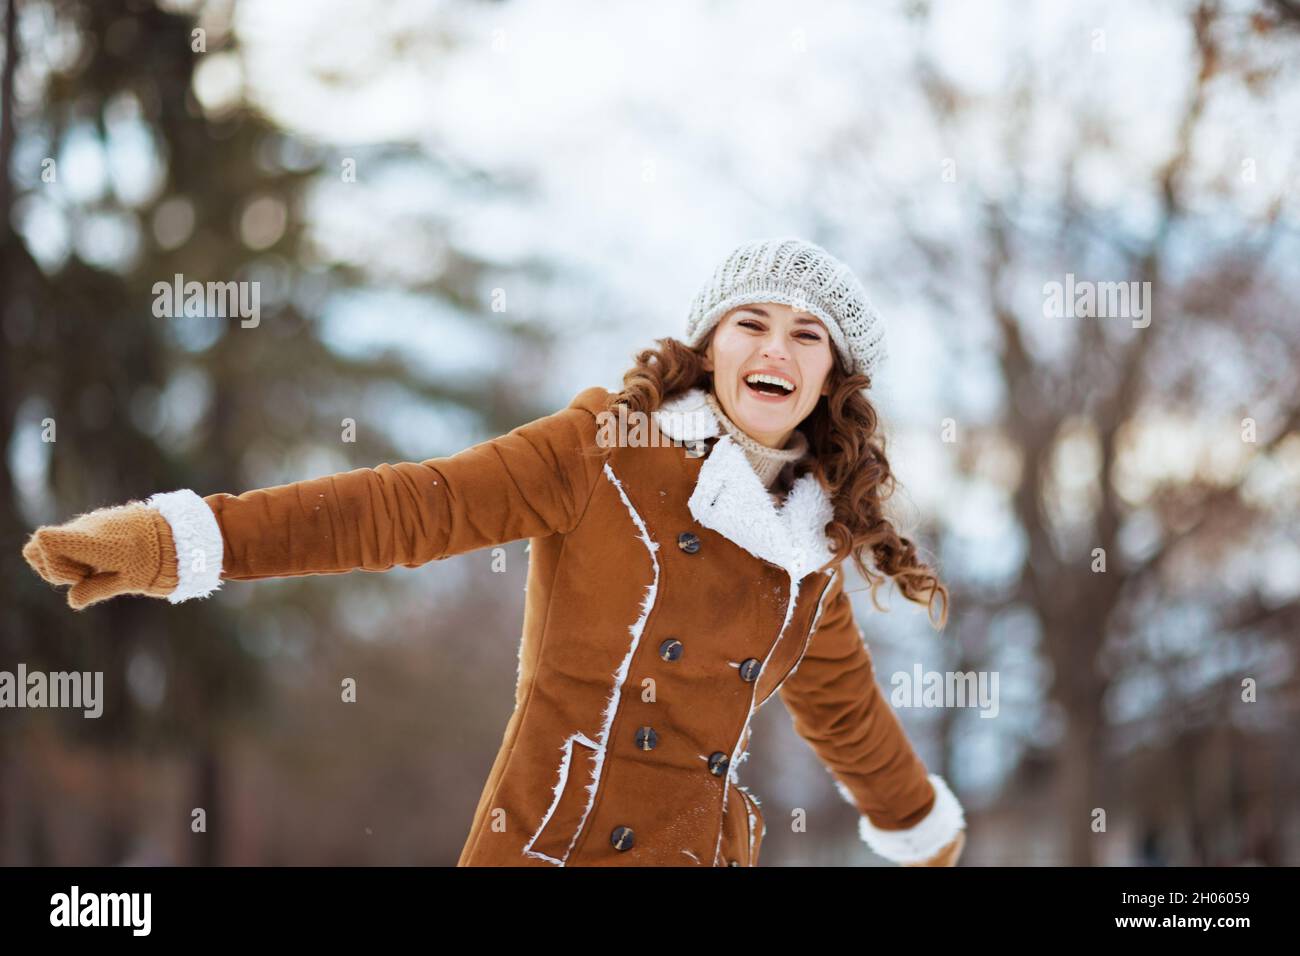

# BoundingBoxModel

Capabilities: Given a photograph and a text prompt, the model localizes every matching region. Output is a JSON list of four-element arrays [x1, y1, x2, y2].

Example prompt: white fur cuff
[[146, 489, 224, 604], [857, 773, 966, 865]]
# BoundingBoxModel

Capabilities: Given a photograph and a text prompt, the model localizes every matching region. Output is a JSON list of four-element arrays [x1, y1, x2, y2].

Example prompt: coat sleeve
[[143, 387, 610, 600], [777, 567, 966, 864]]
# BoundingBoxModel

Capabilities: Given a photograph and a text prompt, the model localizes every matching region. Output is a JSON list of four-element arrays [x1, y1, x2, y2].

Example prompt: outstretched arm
[[23, 387, 609, 609], [777, 567, 966, 865], [204, 390, 606, 583]]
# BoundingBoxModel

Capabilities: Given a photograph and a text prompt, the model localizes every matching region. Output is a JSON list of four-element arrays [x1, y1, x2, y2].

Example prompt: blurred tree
[[897, 0, 1300, 864], [0, 0, 551, 864]]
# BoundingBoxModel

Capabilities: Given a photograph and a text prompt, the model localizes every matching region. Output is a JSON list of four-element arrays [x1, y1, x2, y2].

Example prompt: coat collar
[[652, 387, 836, 582]]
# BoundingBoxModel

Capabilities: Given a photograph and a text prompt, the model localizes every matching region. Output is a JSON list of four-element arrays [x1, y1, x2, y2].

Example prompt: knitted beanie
[[684, 236, 887, 385]]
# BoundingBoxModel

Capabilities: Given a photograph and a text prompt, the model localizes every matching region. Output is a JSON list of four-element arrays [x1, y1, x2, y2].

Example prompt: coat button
[[728, 860, 741, 867], [635, 726, 658, 750], [611, 826, 635, 851], [677, 531, 701, 554], [659, 639, 684, 662], [739, 658, 762, 682], [707, 752, 729, 776], [684, 439, 707, 459]]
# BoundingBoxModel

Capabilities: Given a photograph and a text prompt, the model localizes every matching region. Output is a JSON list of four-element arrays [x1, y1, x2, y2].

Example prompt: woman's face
[[703, 302, 835, 448]]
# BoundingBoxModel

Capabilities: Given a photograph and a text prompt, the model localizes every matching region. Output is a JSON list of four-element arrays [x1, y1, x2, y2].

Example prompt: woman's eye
[[736, 317, 819, 341]]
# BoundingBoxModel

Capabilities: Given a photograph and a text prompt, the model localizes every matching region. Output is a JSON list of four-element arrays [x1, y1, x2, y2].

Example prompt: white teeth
[[744, 373, 795, 392]]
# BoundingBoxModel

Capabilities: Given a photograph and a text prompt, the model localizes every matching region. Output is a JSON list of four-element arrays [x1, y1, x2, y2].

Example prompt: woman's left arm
[[777, 569, 966, 866]]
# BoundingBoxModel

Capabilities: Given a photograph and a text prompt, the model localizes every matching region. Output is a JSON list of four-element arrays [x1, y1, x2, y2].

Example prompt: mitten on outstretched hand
[[21, 502, 180, 611]]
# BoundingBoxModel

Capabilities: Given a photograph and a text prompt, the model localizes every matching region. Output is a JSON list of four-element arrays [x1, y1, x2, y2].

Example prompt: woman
[[22, 237, 966, 868]]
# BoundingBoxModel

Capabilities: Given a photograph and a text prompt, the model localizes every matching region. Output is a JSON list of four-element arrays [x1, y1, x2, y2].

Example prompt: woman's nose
[[761, 338, 789, 361]]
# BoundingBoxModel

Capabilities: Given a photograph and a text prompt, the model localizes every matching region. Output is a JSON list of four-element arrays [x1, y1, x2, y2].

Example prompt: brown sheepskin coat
[[150, 384, 964, 866]]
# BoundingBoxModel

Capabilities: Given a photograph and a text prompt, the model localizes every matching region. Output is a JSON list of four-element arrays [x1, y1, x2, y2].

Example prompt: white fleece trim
[[857, 773, 966, 865], [145, 489, 224, 604], [689, 435, 835, 582], [652, 388, 720, 442], [521, 731, 601, 866], [736, 785, 763, 864]]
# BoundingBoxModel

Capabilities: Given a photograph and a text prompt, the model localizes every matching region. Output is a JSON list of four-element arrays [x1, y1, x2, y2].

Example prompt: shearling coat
[[152, 384, 965, 866]]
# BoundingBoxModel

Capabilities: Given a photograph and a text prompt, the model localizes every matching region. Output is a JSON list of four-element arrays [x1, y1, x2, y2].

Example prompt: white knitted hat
[[684, 236, 886, 384]]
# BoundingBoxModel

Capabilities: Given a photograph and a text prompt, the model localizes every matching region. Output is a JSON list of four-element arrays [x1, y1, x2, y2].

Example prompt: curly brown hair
[[592, 333, 950, 630]]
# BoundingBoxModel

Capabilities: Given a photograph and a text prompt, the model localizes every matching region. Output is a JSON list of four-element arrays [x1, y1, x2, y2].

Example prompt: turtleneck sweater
[[703, 391, 809, 494]]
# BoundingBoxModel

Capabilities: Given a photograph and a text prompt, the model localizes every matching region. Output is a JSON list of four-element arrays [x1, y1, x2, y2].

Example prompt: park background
[[1, 0, 1298, 865]]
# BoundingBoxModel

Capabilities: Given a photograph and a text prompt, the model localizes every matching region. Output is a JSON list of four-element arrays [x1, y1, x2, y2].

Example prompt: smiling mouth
[[743, 372, 796, 396]]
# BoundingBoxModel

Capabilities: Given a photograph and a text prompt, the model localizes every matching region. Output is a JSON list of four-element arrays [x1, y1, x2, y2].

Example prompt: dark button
[[707, 752, 729, 776], [684, 439, 707, 459], [739, 658, 762, 682], [659, 639, 684, 662], [727, 860, 741, 867], [611, 826, 635, 851], [677, 532, 701, 554], [635, 726, 658, 751]]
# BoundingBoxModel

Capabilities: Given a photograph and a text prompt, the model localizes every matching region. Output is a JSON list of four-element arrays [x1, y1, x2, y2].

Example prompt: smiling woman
[[21, 235, 962, 868], [616, 239, 946, 607], [703, 302, 835, 449]]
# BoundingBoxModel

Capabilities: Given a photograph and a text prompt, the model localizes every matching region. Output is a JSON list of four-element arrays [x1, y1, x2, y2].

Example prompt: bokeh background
[[2, 0, 1298, 866]]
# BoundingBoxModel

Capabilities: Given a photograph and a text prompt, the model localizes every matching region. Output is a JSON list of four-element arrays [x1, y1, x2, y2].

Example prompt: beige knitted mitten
[[22, 502, 180, 610]]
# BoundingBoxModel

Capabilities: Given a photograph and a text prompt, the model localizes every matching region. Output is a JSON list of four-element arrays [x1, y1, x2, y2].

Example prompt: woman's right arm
[[22, 386, 610, 609]]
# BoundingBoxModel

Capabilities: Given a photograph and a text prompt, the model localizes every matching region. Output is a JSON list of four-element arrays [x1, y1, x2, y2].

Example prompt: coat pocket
[[523, 732, 602, 865], [719, 782, 766, 866]]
